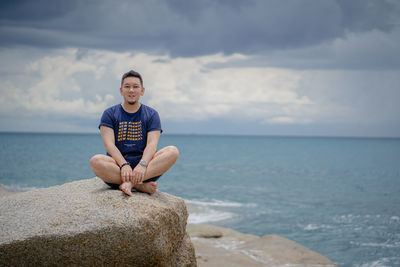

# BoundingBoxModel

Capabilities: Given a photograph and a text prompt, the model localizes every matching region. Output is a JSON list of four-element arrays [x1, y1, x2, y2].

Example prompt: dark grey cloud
[[0, 0, 77, 21], [0, 0, 399, 61], [336, 0, 397, 31]]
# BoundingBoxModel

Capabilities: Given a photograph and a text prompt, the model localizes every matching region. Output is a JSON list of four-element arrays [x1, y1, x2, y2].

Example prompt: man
[[90, 70, 179, 196]]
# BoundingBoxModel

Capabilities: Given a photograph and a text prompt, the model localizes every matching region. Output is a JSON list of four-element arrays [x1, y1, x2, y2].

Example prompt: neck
[[121, 101, 141, 113]]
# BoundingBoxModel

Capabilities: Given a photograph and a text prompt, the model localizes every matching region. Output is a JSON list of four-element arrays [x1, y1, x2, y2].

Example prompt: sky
[[0, 0, 399, 137]]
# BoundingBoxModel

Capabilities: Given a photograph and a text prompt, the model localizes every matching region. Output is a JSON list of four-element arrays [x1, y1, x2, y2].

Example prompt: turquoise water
[[1, 132, 399, 266]]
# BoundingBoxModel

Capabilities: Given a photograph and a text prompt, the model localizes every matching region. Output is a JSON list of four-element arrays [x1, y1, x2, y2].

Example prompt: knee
[[90, 154, 103, 170], [165, 146, 179, 161]]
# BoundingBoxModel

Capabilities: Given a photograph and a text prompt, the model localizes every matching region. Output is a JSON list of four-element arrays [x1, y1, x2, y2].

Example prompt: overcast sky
[[1, 0, 399, 137]]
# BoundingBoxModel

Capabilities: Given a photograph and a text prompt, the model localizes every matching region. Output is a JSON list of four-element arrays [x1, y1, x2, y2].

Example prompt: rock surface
[[187, 224, 337, 267], [0, 178, 196, 266]]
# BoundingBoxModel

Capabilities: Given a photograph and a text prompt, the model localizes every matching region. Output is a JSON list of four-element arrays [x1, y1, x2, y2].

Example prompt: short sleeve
[[147, 111, 162, 133], [98, 108, 114, 130]]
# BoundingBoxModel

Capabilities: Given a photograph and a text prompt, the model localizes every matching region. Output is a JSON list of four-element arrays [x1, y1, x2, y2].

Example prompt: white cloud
[[1, 47, 399, 135], [0, 48, 115, 118], [137, 55, 315, 123], [267, 117, 296, 124], [0, 48, 315, 124]]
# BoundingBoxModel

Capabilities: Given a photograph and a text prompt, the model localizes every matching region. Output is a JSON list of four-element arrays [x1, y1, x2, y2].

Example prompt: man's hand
[[132, 164, 147, 185], [120, 164, 133, 183]]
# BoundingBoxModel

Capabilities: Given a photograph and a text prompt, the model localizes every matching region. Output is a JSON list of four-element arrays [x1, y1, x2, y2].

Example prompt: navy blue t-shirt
[[99, 104, 162, 156]]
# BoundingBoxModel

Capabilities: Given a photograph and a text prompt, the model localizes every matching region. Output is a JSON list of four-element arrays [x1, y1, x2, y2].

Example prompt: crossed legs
[[90, 146, 179, 195]]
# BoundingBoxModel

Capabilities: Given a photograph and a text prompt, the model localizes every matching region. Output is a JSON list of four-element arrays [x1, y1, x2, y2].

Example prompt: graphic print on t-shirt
[[117, 121, 143, 142]]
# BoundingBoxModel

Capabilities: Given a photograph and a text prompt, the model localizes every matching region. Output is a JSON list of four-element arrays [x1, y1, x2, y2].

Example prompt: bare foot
[[134, 182, 157, 195], [119, 181, 133, 196]]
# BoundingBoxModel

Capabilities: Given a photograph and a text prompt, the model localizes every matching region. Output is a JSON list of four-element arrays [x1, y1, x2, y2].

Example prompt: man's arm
[[142, 130, 161, 164], [100, 126, 133, 182], [132, 130, 161, 183]]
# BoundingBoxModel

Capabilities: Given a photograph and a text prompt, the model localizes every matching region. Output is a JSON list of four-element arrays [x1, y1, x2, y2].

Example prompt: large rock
[[0, 178, 196, 266], [187, 224, 337, 267]]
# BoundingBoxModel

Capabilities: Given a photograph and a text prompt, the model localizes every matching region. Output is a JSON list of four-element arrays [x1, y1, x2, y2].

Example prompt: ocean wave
[[184, 199, 256, 208], [390, 216, 400, 221], [302, 223, 334, 231], [188, 209, 235, 224], [356, 257, 400, 267], [351, 241, 400, 249], [333, 214, 394, 224], [185, 198, 246, 224], [1, 184, 40, 192]]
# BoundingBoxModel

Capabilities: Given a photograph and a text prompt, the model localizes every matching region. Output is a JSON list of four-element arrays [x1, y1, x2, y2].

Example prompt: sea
[[0, 132, 399, 267]]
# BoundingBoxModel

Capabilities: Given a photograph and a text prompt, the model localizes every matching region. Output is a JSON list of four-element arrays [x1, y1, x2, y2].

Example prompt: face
[[120, 77, 145, 105]]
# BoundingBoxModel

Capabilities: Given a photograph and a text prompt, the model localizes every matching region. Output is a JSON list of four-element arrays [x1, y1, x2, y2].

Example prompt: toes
[[131, 182, 157, 195], [150, 182, 157, 195], [119, 184, 132, 196]]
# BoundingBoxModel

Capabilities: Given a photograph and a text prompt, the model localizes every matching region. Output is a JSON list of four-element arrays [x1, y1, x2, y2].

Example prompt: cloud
[[0, 48, 115, 118], [144, 61, 314, 124], [0, 0, 399, 136], [0, 47, 399, 136], [3, 47, 399, 126], [209, 27, 400, 71], [1, 0, 399, 60], [0, 48, 315, 124]]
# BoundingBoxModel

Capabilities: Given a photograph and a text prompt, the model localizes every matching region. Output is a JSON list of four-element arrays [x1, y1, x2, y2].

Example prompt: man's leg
[[90, 154, 121, 184], [130, 146, 179, 194], [120, 146, 179, 195], [90, 146, 179, 195], [143, 145, 180, 180]]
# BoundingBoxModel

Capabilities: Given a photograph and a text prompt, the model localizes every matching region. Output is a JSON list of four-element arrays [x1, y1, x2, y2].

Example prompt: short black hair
[[121, 70, 143, 87]]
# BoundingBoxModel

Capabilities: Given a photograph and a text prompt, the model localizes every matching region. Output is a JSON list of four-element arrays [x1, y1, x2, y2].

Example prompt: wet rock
[[187, 224, 337, 267]]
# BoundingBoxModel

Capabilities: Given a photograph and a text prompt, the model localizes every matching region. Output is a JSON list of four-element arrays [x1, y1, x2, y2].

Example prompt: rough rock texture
[[0, 178, 196, 266], [187, 224, 337, 267]]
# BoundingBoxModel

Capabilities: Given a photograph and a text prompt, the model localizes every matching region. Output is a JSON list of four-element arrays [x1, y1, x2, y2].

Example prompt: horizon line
[[1, 130, 399, 140]]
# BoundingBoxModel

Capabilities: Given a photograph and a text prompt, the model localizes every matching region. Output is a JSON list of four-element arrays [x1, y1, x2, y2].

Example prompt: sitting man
[[90, 70, 179, 196]]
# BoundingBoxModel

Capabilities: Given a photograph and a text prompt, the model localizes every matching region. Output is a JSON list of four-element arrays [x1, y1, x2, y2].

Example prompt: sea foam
[[185, 199, 256, 207], [184, 198, 254, 224], [188, 209, 234, 224]]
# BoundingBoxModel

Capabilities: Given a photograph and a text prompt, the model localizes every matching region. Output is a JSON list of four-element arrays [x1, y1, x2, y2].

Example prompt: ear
[[120, 87, 123, 95], [141, 87, 145, 96]]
